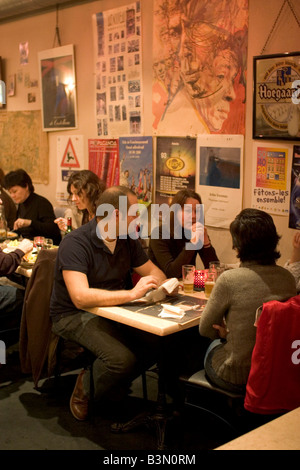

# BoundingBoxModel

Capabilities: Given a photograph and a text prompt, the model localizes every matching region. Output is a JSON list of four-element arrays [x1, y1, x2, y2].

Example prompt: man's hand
[[131, 275, 160, 300], [13, 218, 31, 230]]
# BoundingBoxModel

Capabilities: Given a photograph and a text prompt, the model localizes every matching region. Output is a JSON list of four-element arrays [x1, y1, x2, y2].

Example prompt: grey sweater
[[199, 262, 297, 385]]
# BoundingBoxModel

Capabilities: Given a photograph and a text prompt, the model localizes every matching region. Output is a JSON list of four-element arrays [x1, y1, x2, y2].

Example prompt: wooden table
[[87, 289, 207, 449], [216, 407, 300, 450], [87, 289, 206, 336]]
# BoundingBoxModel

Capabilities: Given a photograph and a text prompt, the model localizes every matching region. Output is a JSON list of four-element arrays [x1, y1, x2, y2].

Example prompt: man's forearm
[[73, 286, 135, 309]]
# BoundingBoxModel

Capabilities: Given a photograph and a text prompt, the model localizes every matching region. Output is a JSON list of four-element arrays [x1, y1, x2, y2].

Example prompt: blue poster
[[119, 136, 153, 206]]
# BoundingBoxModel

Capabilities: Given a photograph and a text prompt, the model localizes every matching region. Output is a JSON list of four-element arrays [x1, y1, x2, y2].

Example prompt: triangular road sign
[[61, 138, 80, 168]]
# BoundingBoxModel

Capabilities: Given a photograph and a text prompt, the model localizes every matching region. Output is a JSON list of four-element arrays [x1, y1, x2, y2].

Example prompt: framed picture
[[38, 44, 77, 131], [0, 56, 5, 109], [253, 52, 300, 140]]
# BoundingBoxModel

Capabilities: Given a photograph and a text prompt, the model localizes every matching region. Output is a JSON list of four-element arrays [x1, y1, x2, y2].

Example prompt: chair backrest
[[19, 248, 58, 387], [244, 295, 300, 415]]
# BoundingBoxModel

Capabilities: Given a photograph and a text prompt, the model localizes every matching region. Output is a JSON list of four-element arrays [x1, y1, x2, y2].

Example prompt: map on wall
[[0, 110, 49, 184]]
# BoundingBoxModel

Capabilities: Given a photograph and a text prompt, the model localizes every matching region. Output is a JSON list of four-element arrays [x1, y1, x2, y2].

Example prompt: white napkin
[[159, 304, 185, 319], [144, 278, 180, 303]]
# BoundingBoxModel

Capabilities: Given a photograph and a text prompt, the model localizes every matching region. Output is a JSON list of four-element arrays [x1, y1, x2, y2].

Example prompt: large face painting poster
[[152, 0, 248, 136]]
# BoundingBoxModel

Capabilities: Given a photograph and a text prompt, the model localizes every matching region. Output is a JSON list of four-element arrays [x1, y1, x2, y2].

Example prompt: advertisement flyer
[[196, 134, 244, 229], [251, 143, 290, 215], [119, 136, 153, 205], [155, 136, 196, 205], [289, 145, 300, 229], [88, 138, 119, 188]]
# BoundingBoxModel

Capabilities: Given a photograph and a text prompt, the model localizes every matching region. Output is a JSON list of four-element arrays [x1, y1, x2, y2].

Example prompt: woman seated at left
[[3, 169, 61, 246]]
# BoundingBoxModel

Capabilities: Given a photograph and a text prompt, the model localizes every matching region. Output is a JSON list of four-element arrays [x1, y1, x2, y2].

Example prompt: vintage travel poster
[[155, 136, 196, 205], [152, 0, 248, 136], [88, 138, 119, 188], [289, 145, 300, 229], [119, 136, 153, 206], [196, 134, 243, 228], [251, 143, 290, 216], [93, 2, 143, 137], [38, 45, 77, 131]]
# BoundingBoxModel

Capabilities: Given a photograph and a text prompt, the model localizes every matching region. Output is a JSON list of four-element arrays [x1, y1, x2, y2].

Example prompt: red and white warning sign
[[60, 138, 80, 168], [56, 135, 84, 203]]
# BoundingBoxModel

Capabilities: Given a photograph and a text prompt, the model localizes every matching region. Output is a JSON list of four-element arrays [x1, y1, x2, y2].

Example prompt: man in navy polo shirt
[[50, 186, 166, 421]]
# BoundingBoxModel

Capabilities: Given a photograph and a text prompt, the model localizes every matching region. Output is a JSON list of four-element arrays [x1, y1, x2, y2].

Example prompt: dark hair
[[229, 208, 281, 264], [169, 189, 202, 235], [67, 170, 106, 216], [171, 189, 202, 207], [96, 185, 135, 220], [3, 169, 34, 193]]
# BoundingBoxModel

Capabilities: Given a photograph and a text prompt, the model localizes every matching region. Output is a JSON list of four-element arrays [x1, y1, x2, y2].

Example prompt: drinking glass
[[44, 238, 53, 249], [209, 261, 225, 278], [205, 272, 216, 298], [34, 236, 45, 253], [182, 264, 195, 293]]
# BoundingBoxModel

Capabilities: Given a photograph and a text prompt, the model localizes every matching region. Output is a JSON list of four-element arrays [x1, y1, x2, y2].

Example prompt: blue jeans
[[204, 339, 245, 394], [52, 311, 159, 401], [0, 285, 24, 332]]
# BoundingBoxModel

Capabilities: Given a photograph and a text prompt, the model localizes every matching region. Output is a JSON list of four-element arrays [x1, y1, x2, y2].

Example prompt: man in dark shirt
[[3, 169, 61, 245], [50, 186, 166, 421]]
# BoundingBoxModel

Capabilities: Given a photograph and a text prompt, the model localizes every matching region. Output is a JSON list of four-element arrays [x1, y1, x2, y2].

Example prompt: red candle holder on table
[[193, 269, 208, 291]]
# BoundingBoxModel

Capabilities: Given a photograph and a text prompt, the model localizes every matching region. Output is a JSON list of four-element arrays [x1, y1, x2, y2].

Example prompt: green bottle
[[66, 217, 73, 233]]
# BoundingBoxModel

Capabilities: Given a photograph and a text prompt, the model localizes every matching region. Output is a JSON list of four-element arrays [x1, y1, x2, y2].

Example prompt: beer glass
[[182, 265, 195, 293]]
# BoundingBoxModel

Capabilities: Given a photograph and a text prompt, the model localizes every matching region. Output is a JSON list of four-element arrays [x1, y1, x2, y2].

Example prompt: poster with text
[[289, 145, 300, 229], [93, 2, 143, 137], [196, 134, 244, 228], [251, 143, 290, 216], [88, 138, 119, 188], [56, 135, 84, 204], [155, 136, 196, 205], [119, 136, 153, 206]]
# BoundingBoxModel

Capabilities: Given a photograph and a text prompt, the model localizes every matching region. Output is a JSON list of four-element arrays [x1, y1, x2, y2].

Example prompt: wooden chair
[[19, 248, 59, 388]]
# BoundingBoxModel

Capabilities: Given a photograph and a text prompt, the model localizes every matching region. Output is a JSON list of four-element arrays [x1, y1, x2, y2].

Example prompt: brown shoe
[[70, 369, 89, 421]]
